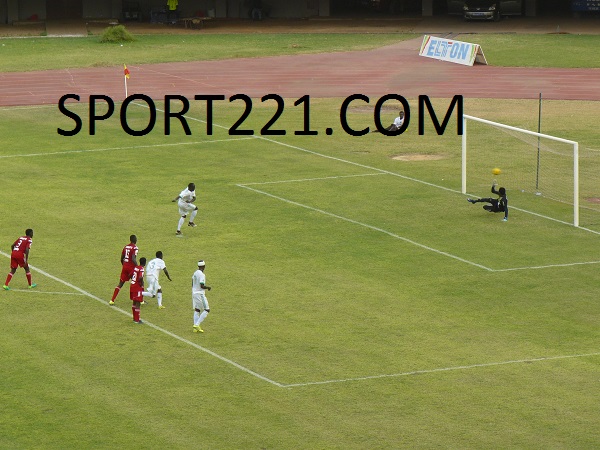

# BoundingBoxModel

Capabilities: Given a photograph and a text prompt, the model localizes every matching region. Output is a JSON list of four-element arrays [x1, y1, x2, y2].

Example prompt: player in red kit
[[130, 257, 154, 324], [3, 229, 36, 290], [110, 235, 138, 305]]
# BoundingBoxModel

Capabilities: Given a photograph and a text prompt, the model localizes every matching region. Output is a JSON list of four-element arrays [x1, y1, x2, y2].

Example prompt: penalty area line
[[0, 137, 254, 159], [238, 184, 493, 272], [8, 289, 87, 296], [0, 250, 284, 388], [238, 173, 386, 186], [283, 351, 600, 388], [493, 260, 600, 272]]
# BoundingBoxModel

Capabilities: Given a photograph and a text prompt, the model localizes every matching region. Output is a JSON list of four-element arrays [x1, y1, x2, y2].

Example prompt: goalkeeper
[[467, 183, 508, 221]]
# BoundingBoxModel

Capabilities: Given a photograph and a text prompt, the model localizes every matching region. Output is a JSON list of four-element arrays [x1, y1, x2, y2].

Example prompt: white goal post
[[461, 114, 580, 227]]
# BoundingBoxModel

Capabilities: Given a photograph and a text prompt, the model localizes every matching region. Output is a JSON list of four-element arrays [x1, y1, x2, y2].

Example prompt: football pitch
[[1, 98, 600, 448]]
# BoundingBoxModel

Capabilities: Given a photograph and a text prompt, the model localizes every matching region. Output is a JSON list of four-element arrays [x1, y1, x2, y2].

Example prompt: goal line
[[461, 114, 580, 227]]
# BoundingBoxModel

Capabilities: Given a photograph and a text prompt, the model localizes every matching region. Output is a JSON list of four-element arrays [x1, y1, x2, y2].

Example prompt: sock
[[111, 286, 120, 301], [157, 292, 162, 306], [190, 210, 198, 222], [133, 306, 140, 322], [142, 291, 153, 297], [178, 217, 185, 231], [4, 273, 13, 286], [26, 272, 32, 286], [194, 310, 200, 326], [198, 310, 208, 324]]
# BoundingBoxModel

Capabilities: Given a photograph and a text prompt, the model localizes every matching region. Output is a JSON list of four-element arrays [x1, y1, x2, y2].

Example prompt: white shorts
[[178, 200, 197, 216], [146, 276, 161, 295], [192, 291, 209, 311]]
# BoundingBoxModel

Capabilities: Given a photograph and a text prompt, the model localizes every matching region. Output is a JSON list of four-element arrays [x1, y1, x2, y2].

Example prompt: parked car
[[447, 0, 522, 19], [464, 0, 500, 20]]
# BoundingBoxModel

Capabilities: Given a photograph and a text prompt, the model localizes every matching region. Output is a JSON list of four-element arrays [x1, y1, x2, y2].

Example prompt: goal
[[461, 114, 588, 227]]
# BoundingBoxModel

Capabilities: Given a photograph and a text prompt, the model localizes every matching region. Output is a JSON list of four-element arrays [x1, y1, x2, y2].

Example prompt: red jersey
[[121, 243, 138, 269], [130, 265, 144, 289], [129, 265, 145, 302], [11, 236, 32, 258]]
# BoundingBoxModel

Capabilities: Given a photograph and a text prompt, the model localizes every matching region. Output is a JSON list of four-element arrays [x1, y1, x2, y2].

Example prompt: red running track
[[0, 38, 599, 107]]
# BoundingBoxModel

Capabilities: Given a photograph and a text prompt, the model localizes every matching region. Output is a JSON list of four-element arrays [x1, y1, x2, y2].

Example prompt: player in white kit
[[145, 251, 172, 308], [192, 260, 211, 333], [172, 182, 199, 236]]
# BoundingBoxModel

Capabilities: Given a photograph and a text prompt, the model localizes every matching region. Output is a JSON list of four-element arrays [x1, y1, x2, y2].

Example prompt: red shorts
[[10, 255, 27, 270], [120, 264, 135, 283], [130, 286, 143, 302]]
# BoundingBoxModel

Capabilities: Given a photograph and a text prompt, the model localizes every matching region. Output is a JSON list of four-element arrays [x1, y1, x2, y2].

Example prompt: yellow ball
[[492, 168, 502, 175]]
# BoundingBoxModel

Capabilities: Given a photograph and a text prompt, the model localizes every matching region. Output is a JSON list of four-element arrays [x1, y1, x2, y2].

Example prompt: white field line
[[239, 177, 600, 272], [128, 105, 594, 241], [252, 134, 600, 236], [6, 98, 595, 238], [492, 260, 600, 272], [0, 104, 58, 111], [238, 184, 494, 272], [9, 289, 87, 296], [1, 249, 597, 389], [0, 137, 254, 159], [0, 250, 283, 388], [2, 86, 598, 388], [34, 99, 595, 235], [240, 173, 386, 186], [282, 352, 600, 388]]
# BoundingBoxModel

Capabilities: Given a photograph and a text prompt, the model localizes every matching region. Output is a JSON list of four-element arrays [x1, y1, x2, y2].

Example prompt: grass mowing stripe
[[237, 184, 494, 271], [0, 249, 284, 387], [240, 175, 600, 271], [130, 100, 600, 236], [10, 246, 594, 391]]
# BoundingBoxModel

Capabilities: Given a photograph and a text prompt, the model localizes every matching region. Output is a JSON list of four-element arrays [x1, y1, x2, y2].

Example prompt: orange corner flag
[[124, 64, 130, 79]]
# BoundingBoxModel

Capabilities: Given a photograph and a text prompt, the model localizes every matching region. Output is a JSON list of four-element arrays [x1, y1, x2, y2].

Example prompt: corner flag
[[123, 64, 130, 98]]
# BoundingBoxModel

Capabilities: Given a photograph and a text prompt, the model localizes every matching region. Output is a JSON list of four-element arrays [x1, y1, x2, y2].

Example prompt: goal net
[[461, 114, 600, 230]]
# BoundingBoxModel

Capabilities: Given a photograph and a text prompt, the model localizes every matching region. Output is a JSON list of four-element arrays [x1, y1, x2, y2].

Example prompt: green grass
[[1, 97, 599, 448], [1, 32, 599, 72], [463, 33, 600, 67], [0, 33, 415, 72]]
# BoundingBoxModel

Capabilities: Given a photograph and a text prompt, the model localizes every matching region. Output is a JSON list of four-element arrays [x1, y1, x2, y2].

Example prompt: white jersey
[[393, 115, 404, 128], [179, 188, 196, 204], [146, 257, 166, 280], [192, 269, 206, 293]]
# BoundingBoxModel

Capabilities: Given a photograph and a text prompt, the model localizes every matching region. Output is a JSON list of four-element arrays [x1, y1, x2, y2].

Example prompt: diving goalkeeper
[[467, 183, 508, 221]]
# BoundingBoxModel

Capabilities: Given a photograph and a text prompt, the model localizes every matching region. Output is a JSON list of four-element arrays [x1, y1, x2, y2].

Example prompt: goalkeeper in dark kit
[[467, 183, 508, 221]]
